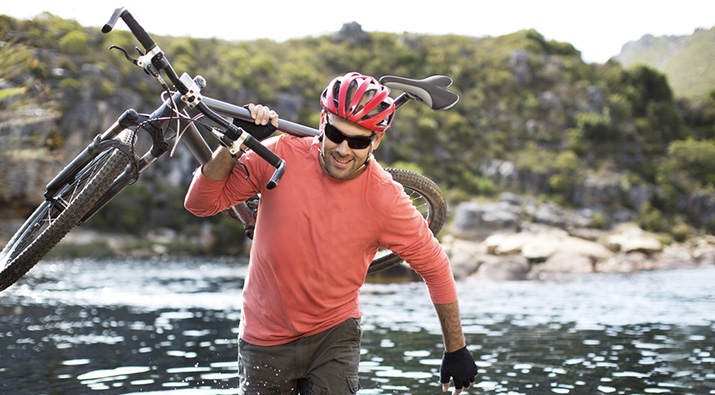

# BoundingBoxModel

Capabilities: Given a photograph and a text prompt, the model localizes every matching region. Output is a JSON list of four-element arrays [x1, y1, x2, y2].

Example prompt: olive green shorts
[[238, 318, 362, 395]]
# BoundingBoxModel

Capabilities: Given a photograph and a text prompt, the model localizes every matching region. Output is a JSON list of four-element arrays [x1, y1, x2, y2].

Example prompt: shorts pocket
[[347, 376, 360, 393], [349, 318, 363, 342]]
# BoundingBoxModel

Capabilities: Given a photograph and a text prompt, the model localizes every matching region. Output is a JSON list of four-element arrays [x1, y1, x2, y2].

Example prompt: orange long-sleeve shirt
[[185, 134, 457, 346]]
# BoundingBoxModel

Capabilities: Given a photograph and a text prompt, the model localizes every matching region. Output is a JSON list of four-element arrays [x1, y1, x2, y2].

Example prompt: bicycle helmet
[[320, 72, 396, 133]]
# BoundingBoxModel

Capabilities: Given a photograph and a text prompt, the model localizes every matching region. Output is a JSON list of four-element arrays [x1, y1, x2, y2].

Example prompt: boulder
[[597, 252, 655, 273], [692, 236, 715, 265], [442, 235, 484, 278], [474, 255, 530, 281], [484, 226, 612, 263], [527, 251, 595, 280], [657, 243, 697, 270], [605, 224, 662, 254], [452, 201, 520, 241]]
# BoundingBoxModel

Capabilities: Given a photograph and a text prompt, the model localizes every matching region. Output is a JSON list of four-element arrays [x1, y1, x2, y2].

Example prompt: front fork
[[44, 109, 142, 200], [60, 87, 257, 231], [76, 91, 182, 224]]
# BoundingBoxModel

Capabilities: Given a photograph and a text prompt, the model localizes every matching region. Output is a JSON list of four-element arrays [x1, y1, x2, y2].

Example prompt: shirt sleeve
[[184, 156, 265, 217], [379, 186, 458, 305]]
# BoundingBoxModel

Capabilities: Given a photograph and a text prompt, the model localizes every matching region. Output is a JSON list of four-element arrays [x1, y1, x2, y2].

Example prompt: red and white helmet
[[320, 72, 396, 133]]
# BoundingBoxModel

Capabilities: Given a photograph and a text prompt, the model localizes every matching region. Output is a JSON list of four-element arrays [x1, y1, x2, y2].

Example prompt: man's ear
[[319, 110, 327, 129], [371, 132, 384, 150]]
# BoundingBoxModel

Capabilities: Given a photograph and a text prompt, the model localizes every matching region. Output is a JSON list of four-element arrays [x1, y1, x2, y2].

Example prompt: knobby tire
[[367, 168, 447, 273], [0, 131, 132, 292]]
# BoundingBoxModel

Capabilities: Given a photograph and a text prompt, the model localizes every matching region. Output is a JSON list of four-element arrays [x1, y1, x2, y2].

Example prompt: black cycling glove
[[440, 346, 478, 390], [231, 117, 277, 141]]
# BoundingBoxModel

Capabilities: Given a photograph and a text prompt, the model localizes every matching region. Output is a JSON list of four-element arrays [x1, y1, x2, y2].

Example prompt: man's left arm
[[379, 187, 477, 392], [434, 301, 466, 352], [435, 301, 478, 394]]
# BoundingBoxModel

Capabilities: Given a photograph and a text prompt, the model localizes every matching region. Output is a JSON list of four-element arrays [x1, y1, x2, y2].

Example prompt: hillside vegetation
[[616, 26, 715, 99], [1, 13, 714, 243]]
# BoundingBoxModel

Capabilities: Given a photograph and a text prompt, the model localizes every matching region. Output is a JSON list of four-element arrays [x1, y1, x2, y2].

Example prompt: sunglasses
[[324, 121, 376, 150]]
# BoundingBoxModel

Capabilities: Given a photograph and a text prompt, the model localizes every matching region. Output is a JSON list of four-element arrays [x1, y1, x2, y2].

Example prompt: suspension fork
[[76, 90, 256, 231], [78, 92, 182, 224], [44, 109, 141, 200]]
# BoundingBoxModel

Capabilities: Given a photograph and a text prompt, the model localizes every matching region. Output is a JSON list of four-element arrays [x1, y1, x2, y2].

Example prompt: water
[[1, 257, 714, 394]]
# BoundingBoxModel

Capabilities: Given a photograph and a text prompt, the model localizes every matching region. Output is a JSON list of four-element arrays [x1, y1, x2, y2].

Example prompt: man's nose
[[336, 139, 352, 155]]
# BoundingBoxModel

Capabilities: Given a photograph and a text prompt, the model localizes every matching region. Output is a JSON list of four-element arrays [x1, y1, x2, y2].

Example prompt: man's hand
[[232, 103, 279, 141], [440, 346, 477, 394]]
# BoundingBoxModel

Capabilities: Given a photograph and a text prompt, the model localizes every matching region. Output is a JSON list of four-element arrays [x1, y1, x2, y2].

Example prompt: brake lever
[[109, 45, 139, 65], [109, 45, 170, 93]]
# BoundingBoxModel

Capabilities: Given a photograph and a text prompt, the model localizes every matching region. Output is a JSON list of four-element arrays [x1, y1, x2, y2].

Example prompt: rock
[[484, 226, 612, 263], [334, 22, 369, 45], [626, 183, 656, 210], [529, 202, 570, 228], [519, 227, 584, 260], [690, 235, 715, 265], [474, 255, 530, 281], [571, 175, 621, 207], [657, 243, 697, 270], [568, 227, 604, 241], [606, 224, 662, 254], [452, 201, 520, 241], [510, 50, 532, 85], [442, 235, 484, 278], [527, 251, 595, 280], [480, 161, 520, 190], [485, 232, 529, 255], [598, 252, 656, 273], [677, 190, 715, 228]]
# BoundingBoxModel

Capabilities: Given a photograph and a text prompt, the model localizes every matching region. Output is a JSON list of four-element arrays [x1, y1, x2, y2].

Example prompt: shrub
[[59, 30, 88, 54], [657, 139, 715, 195], [638, 203, 665, 232], [576, 111, 612, 141], [670, 222, 691, 242]]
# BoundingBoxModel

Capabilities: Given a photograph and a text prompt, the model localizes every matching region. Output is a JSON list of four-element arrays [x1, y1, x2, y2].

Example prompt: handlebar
[[102, 7, 460, 191], [103, 7, 156, 52], [103, 7, 285, 189]]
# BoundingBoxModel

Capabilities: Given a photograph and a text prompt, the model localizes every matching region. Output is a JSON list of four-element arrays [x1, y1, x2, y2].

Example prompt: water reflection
[[0, 258, 713, 394]]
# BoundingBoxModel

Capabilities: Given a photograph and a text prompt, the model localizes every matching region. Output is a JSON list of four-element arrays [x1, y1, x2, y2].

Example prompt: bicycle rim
[[0, 131, 132, 292], [367, 168, 447, 273]]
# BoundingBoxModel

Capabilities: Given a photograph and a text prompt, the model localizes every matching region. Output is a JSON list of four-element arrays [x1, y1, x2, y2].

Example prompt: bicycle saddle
[[379, 75, 460, 111]]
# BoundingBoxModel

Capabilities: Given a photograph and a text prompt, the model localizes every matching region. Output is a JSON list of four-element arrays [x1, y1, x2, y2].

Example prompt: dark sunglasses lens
[[324, 123, 345, 143], [325, 123, 373, 149]]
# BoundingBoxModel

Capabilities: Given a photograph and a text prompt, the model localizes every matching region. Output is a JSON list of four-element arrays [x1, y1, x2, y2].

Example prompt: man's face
[[319, 114, 382, 180]]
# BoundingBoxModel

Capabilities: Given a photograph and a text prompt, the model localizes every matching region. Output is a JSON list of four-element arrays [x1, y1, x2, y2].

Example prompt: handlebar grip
[[102, 7, 125, 33], [267, 160, 286, 190], [243, 135, 286, 190], [120, 10, 156, 51], [103, 8, 156, 51]]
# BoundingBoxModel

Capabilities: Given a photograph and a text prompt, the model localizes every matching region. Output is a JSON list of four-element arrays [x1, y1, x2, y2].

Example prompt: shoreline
[[4, 221, 711, 282], [443, 222, 715, 281]]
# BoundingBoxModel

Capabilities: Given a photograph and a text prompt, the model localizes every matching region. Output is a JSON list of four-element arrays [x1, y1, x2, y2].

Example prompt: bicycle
[[0, 7, 460, 292]]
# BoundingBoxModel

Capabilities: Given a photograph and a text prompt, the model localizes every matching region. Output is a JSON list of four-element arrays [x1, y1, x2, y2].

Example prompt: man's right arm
[[202, 146, 239, 181], [184, 104, 278, 216], [203, 103, 278, 181]]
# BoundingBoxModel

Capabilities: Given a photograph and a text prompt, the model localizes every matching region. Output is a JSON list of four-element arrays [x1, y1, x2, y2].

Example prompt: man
[[185, 72, 477, 394]]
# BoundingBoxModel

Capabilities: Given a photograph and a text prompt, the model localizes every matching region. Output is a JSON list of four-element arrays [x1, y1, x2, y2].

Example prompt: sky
[[2, 0, 714, 64]]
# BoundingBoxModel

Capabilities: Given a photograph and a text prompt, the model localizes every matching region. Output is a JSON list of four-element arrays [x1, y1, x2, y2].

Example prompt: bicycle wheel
[[0, 131, 133, 292], [367, 168, 447, 273]]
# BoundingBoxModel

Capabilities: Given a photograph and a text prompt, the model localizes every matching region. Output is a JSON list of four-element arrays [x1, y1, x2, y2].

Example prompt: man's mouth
[[332, 154, 353, 167]]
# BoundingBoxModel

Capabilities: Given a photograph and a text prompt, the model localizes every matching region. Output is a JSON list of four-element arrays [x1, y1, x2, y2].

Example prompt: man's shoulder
[[271, 134, 317, 154], [367, 163, 404, 195], [277, 133, 315, 145]]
